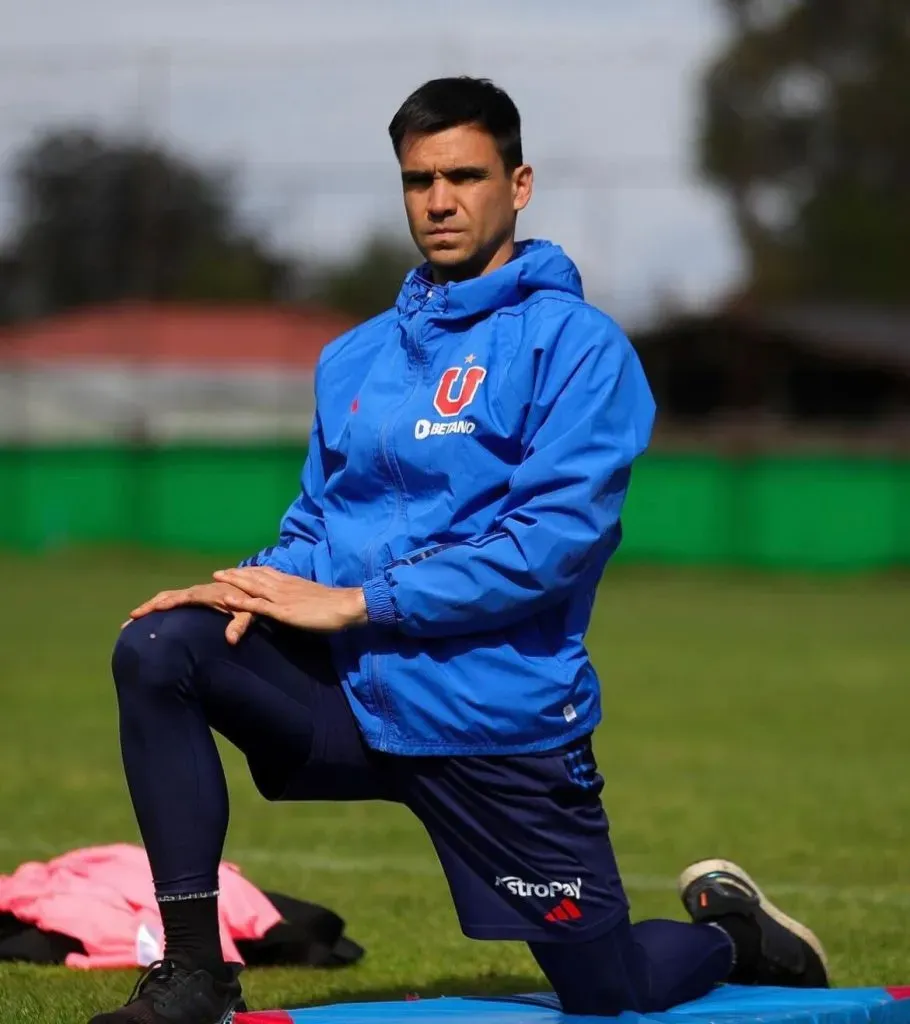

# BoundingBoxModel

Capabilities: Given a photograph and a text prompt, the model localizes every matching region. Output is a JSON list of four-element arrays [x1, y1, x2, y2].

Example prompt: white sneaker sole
[[678, 858, 829, 977]]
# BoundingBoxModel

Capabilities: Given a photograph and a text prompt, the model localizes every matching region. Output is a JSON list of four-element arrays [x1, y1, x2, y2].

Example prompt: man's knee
[[111, 607, 230, 695]]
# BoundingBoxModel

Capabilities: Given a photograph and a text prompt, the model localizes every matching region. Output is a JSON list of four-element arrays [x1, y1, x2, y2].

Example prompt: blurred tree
[[0, 253, 22, 324], [702, 0, 910, 304], [306, 235, 419, 320], [1, 128, 292, 317]]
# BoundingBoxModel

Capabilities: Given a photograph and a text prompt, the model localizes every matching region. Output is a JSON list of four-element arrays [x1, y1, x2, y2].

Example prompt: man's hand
[[212, 566, 368, 633], [124, 582, 255, 645]]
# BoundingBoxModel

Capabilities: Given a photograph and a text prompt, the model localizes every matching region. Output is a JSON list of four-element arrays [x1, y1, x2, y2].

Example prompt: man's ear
[[512, 164, 533, 213]]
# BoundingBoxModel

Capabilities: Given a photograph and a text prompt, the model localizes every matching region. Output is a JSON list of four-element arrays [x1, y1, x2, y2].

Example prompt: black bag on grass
[[0, 891, 364, 968]]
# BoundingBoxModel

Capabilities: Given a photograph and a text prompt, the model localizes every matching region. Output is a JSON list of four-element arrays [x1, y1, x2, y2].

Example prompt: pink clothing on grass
[[0, 843, 282, 969]]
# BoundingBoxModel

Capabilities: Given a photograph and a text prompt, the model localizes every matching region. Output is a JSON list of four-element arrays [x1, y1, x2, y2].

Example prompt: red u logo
[[433, 366, 487, 417]]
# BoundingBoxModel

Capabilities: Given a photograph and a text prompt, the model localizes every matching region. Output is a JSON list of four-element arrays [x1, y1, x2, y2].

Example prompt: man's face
[[398, 123, 532, 281]]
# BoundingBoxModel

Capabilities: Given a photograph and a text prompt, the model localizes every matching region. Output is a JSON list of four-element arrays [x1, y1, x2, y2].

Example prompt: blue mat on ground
[[237, 984, 910, 1024]]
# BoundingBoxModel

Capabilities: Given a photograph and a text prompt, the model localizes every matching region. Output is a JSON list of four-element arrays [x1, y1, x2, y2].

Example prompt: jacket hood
[[395, 238, 584, 321]]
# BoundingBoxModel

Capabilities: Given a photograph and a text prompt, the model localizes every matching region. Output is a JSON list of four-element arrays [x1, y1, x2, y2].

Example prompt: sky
[[0, 0, 744, 326]]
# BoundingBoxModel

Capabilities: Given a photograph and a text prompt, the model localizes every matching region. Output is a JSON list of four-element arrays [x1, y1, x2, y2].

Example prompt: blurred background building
[[0, 0, 907, 568]]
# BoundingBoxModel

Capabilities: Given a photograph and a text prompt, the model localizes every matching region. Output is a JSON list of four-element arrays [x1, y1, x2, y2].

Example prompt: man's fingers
[[214, 567, 259, 585], [213, 568, 274, 598], [129, 591, 167, 616], [223, 593, 271, 616], [129, 590, 178, 618], [216, 565, 283, 579], [129, 586, 211, 621], [225, 610, 254, 645]]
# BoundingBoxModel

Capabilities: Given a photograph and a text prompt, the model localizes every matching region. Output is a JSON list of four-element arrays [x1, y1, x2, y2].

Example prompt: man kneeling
[[92, 76, 828, 1023]]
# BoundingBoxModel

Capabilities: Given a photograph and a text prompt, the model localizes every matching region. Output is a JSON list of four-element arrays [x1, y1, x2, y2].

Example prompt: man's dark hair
[[388, 77, 523, 171]]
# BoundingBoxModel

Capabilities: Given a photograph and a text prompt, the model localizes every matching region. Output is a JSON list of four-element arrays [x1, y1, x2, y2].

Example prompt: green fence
[[1, 445, 907, 569]]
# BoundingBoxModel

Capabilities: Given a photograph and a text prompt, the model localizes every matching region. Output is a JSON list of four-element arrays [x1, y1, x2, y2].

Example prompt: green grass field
[[1, 549, 908, 1022]]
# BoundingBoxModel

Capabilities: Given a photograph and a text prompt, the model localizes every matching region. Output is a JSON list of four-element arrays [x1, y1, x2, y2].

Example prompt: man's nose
[[427, 179, 457, 219]]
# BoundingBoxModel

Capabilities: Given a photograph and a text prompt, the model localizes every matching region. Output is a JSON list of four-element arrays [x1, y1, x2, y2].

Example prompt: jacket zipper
[[363, 301, 430, 745]]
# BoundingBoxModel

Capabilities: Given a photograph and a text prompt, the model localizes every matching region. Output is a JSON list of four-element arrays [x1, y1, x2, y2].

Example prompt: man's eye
[[448, 171, 486, 184]]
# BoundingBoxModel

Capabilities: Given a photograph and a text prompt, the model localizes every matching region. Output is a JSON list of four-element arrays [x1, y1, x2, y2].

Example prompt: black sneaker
[[678, 858, 829, 988], [88, 959, 246, 1023]]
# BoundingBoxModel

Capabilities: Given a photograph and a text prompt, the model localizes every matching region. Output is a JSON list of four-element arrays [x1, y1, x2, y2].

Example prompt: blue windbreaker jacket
[[242, 239, 656, 755]]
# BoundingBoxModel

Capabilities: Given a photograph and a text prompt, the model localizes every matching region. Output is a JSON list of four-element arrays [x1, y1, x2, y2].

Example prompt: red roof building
[[0, 302, 358, 370], [0, 303, 360, 441]]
